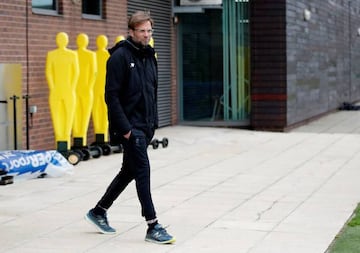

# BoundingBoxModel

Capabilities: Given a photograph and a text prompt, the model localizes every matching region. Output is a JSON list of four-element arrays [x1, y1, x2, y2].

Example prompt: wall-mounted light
[[304, 9, 311, 21], [29, 105, 37, 128], [173, 15, 179, 25], [29, 105, 37, 114], [357, 28, 360, 36]]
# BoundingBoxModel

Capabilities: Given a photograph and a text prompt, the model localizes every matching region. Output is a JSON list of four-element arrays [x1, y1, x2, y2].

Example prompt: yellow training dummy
[[114, 35, 125, 44], [149, 37, 157, 58], [92, 35, 110, 143], [73, 33, 97, 147], [45, 32, 79, 152]]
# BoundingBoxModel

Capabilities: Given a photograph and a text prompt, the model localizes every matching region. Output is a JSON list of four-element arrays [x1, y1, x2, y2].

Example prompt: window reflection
[[32, 0, 56, 10]]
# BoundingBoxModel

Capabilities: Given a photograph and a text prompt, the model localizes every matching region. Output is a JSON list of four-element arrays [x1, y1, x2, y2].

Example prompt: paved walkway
[[1, 111, 360, 253]]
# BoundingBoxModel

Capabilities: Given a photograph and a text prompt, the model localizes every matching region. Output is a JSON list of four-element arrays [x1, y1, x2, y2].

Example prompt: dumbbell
[[150, 137, 169, 149], [0, 175, 14, 185]]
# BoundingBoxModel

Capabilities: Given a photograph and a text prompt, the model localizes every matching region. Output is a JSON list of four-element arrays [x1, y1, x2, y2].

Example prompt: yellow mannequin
[[45, 32, 79, 152], [92, 35, 110, 143], [149, 37, 157, 58], [114, 35, 125, 44], [73, 33, 97, 147], [149, 37, 154, 48]]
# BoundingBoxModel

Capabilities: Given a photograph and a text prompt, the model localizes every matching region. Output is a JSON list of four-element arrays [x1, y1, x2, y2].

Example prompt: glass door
[[179, 10, 223, 121], [222, 0, 250, 121], [178, 0, 250, 125]]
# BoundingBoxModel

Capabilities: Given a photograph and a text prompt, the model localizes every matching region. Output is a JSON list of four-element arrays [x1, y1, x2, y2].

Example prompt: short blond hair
[[128, 11, 154, 30]]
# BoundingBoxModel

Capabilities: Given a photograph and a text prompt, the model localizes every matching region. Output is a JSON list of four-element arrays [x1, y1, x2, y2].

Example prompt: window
[[32, 0, 59, 15], [82, 0, 103, 19]]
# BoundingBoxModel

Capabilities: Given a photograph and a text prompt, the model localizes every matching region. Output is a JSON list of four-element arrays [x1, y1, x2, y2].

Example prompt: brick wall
[[0, 0, 128, 150], [250, 0, 287, 130], [286, 0, 360, 126], [250, 0, 360, 131], [0, 1, 28, 148]]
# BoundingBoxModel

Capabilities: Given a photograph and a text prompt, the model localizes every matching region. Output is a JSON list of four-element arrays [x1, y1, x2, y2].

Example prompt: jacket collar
[[108, 36, 155, 58]]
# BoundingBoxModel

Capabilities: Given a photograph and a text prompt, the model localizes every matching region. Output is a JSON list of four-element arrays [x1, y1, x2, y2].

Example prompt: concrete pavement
[[1, 110, 360, 253]]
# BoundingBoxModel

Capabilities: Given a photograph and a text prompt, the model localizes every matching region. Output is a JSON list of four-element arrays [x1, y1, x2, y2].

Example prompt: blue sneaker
[[145, 224, 175, 244], [85, 209, 116, 235]]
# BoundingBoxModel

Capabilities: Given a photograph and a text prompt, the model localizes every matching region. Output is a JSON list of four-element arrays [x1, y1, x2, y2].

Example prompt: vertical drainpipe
[[25, 0, 30, 149], [348, 0, 352, 102]]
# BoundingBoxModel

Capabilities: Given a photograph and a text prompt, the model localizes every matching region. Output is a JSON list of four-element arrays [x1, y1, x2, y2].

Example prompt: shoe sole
[[84, 213, 116, 235], [145, 237, 176, 244]]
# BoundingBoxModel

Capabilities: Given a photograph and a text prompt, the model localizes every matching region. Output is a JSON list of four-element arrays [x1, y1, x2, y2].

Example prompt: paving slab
[[1, 111, 360, 253]]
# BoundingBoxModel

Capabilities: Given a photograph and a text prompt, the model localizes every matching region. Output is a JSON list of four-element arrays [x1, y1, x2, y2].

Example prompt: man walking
[[85, 10, 175, 244]]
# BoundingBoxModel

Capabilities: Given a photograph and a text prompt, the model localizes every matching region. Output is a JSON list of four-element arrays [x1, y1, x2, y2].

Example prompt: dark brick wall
[[250, 0, 287, 130], [250, 0, 360, 130], [286, 0, 360, 126]]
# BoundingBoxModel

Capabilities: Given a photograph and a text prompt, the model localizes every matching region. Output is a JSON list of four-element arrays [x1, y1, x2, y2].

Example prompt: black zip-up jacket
[[105, 37, 158, 144]]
